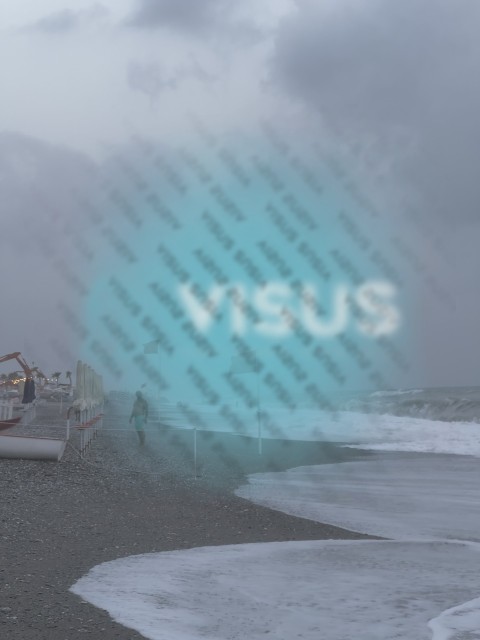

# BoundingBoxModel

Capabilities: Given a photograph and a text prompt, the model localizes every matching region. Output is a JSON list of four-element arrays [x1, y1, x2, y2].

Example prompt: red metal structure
[[0, 352, 33, 377], [0, 352, 36, 404]]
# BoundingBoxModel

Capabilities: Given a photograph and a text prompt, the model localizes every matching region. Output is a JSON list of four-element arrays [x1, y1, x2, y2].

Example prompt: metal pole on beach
[[193, 426, 197, 478], [257, 409, 262, 456], [257, 373, 262, 456]]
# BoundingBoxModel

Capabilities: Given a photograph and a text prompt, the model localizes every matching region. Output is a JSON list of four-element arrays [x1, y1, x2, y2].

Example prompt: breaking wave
[[342, 387, 480, 423]]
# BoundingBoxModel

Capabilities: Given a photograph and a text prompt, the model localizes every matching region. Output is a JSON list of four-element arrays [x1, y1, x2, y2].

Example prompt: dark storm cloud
[[127, 56, 217, 103], [30, 9, 79, 33], [127, 0, 230, 31], [272, 0, 480, 223], [0, 133, 98, 371], [126, 0, 261, 42], [127, 61, 177, 104], [0, 132, 97, 227], [27, 3, 109, 34]]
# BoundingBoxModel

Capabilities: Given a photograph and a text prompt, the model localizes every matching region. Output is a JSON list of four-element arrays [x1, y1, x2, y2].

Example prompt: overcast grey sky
[[1, 0, 478, 389]]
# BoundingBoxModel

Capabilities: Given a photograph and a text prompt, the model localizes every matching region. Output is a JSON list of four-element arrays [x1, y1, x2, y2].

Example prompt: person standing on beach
[[129, 391, 148, 445]]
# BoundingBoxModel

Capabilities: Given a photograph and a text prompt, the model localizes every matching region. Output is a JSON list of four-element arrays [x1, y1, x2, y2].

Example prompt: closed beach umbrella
[[85, 364, 91, 409], [74, 360, 85, 410]]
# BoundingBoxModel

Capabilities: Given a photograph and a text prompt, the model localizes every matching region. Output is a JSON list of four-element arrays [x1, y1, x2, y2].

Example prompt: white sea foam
[[369, 388, 423, 396], [235, 454, 480, 540], [72, 398, 480, 638], [71, 540, 480, 640], [429, 595, 480, 640], [174, 406, 480, 457]]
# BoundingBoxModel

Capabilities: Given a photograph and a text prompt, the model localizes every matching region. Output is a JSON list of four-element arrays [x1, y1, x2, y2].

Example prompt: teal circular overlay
[[78, 126, 409, 443]]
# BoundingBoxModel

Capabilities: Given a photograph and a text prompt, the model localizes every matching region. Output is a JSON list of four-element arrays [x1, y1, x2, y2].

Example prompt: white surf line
[[70, 539, 480, 640], [234, 455, 480, 639], [71, 444, 480, 638], [429, 595, 480, 640], [235, 455, 480, 541]]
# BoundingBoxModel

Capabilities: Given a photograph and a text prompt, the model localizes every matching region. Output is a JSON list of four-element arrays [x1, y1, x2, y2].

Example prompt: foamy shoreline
[[0, 409, 371, 640]]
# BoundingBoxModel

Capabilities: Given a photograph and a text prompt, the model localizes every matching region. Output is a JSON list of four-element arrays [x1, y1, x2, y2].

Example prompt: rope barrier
[[3, 405, 266, 473]]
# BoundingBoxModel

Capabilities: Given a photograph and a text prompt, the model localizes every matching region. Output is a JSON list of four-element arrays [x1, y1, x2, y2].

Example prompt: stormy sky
[[0, 0, 479, 390]]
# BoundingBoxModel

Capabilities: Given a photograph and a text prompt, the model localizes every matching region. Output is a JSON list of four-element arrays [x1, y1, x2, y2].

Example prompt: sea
[[339, 386, 480, 424], [70, 386, 480, 639], [109, 385, 480, 457]]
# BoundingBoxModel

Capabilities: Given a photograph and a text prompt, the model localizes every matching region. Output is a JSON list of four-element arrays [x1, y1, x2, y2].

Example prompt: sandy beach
[[0, 410, 375, 640]]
